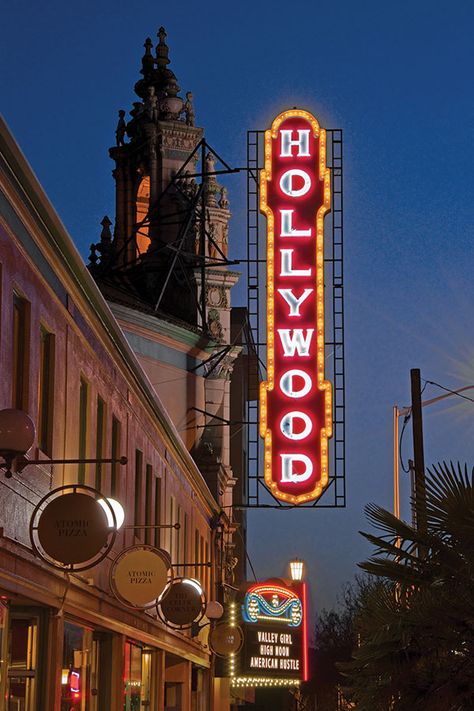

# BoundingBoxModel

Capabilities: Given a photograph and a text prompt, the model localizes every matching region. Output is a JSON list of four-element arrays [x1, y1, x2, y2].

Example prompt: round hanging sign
[[209, 623, 244, 657], [157, 577, 207, 629], [30, 485, 117, 571], [110, 545, 172, 609]]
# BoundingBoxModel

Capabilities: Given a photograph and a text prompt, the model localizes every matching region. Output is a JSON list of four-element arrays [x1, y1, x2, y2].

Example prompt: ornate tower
[[88, 28, 240, 512], [90, 27, 234, 327]]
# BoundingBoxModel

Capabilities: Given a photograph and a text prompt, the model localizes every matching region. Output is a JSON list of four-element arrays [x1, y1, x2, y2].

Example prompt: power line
[[423, 379, 474, 404]]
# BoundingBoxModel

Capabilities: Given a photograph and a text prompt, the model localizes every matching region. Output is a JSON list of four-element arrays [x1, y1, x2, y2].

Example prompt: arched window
[[135, 176, 151, 256]]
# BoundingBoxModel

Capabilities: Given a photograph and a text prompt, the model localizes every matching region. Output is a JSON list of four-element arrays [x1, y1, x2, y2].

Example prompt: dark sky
[[2, 0, 474, 615]]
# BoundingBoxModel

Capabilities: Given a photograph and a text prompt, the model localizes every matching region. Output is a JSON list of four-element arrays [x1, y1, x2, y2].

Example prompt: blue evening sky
[[2, 0, 474, 615]]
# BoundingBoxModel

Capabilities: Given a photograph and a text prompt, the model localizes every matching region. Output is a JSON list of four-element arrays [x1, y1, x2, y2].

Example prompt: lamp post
[[289, 558, 304, 582], [0, 408, 35, 476], [0, 407, 127, 478]]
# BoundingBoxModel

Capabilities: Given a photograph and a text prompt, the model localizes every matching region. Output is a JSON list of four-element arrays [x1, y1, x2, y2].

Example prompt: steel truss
[[245, 129, 346, 509], [101, 138, 240, 332]]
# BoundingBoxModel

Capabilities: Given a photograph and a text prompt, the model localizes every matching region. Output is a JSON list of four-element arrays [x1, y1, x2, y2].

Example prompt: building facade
[[0, 27, 249, 711]]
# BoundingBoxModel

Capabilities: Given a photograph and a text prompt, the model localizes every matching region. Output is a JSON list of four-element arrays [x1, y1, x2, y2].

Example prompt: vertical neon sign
[[260, 109, 332, 504]]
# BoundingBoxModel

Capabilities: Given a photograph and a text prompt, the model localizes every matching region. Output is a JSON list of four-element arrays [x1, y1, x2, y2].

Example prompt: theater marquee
[[230, 582, 308, 687], [260, 109, 333, 504]]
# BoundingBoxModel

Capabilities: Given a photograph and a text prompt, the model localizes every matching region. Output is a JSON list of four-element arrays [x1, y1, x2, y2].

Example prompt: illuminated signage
[[230, 581, 308, 687], [260, 109, 332, 504]]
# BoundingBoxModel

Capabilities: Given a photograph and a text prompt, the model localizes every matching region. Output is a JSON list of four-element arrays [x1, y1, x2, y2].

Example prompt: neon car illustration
[[242, 584, 302, 627]]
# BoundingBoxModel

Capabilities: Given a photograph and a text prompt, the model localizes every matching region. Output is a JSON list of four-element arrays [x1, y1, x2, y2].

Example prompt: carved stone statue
[[219, 186, 229, 209], [205, 152, 216, 175], [184, 91, 195, 126], [145, 86, 159, 122], [130, 101, 144, 118], [115, 110, 127, 146], [208, 222, 218, 259], [222, 224, 229, 256]]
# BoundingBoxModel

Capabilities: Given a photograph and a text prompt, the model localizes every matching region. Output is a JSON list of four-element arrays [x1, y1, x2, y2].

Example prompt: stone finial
[[141, 37, 154, 77], [156, 26, 170, 69], [204, 153, 218, 206], [158, 26, 166, 44], [99, 216, 113, 258], [115, 109, 127, 146], [101, 214, 112, 233], [88, 243, 98, 266]]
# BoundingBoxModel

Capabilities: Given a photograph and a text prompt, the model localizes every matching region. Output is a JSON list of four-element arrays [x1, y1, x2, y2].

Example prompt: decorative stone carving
[[131, 101, 144, 117], [115, 110, 127, 146], [157, 26, 167, 47], [219, 186, 229, 209], [222, 224, 229, 257], [208, 222, 219, 259], [88, 243, 98, 265], [224, 551, 239, 585], [145, 86, 159, 122], [161, 131, 199, 152], [183, 91, 195, 126], [204, 352, 236, 381], [206, 285, 228, 309], [204, 153, 219, 207], [208, 308, 224, 342]]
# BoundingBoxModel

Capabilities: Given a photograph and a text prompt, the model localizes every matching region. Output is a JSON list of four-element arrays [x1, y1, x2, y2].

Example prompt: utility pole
[[410, 368, 427, 539]]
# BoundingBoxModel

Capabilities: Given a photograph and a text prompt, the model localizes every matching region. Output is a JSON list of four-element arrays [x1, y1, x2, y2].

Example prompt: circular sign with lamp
[[157, 577, 207, 630], [209, 622, 244, 657], [110, 545, 172, 609], [30, 485, 117, 571]]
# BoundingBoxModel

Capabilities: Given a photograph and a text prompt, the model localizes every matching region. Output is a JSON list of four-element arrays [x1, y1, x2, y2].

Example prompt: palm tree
[[341, 462, 474, 711]]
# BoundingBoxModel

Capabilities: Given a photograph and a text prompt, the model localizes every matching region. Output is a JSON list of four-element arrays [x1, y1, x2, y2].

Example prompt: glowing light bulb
[[98, 497, 125, 529]]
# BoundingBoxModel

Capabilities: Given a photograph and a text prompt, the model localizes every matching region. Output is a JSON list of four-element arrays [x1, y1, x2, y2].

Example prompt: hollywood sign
[[260, 110, 332, 504]]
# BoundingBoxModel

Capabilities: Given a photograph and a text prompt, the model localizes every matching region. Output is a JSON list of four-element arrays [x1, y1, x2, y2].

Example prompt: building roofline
[[0, 114, 221, 518]]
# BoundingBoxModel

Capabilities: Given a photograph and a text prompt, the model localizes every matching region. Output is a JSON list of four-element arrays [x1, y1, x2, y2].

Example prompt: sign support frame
[[245, 124, 345, 509]]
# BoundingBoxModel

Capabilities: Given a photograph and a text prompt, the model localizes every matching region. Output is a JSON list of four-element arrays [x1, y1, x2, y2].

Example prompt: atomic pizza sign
[[260, 109, 332, 504]]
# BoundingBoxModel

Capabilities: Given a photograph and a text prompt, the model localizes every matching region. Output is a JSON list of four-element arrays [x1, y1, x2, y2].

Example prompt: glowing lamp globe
[[98, 497, 125, 530], [183, 578, 203, 596], [0, 408, 35, 477], [289, 558, 304, 582]]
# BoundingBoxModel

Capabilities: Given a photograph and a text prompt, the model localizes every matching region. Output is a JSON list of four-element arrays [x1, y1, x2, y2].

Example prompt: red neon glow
[[260, 110, 332, 504], [246, 583, 299, 600], [302, 582, 309, 682], [69, 671, 80, 694]]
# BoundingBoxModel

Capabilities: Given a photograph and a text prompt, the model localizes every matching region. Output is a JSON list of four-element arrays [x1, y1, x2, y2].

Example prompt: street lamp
[[393, 382, 474, 519], [0, 408, 35, 477], [0, 407, 127, 478], [289, 558, 304, 582], [98, 497, 125, 530]]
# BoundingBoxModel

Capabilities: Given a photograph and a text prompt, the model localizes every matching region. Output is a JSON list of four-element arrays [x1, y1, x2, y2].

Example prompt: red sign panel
[[260, 110, 332, 504]]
